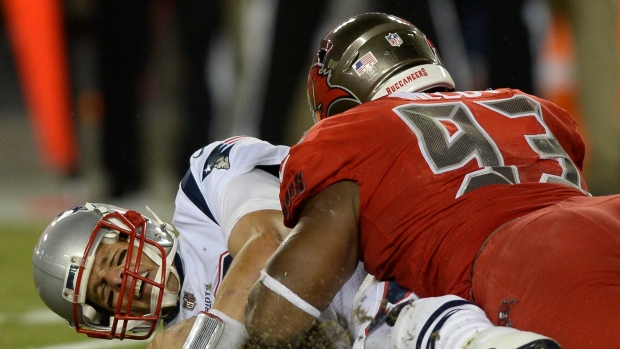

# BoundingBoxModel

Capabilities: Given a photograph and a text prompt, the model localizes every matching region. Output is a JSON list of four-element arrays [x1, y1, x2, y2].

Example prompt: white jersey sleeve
[[166, 136, 395, 338], [220, 168, 281, 237], [166, 136, 289, 327]]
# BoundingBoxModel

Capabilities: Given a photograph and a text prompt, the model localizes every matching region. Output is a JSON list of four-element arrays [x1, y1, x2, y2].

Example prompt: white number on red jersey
[[393, 95, 583, 198]]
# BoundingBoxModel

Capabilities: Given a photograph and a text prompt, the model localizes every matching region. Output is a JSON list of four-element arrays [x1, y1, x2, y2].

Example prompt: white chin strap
[[113, 228, 179, 334], [137, 237, 180, 315], [82, 303, 156, 334]]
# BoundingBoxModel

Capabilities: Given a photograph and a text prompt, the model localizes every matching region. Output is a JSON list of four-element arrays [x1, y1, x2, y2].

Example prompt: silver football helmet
[[32, 202, 179, 340]]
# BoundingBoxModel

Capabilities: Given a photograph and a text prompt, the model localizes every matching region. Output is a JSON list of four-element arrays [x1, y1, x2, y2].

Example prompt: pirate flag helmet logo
[[307, 62, 360, 123]]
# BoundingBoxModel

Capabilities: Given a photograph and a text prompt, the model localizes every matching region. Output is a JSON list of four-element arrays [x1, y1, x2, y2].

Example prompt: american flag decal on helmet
[[353, 51, 378, 76], [385, 33, 403, 47]]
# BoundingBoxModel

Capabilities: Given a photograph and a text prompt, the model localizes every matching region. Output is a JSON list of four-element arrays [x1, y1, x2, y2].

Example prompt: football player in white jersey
[[33, 136, 417, 348], [155, 135, 385, 347]]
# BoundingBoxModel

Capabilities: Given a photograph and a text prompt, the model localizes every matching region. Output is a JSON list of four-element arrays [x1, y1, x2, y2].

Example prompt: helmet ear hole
[[317, 40, 332, 64], [318, 48, 327, 64]]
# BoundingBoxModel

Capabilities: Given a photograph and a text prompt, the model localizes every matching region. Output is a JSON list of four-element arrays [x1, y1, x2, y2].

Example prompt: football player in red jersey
[[245, 13, 620, 349]]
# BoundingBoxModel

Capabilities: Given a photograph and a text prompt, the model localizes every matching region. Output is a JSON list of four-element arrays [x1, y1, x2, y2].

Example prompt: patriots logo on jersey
[[308, 64, 360, 122], [202, 143, 234, 180]]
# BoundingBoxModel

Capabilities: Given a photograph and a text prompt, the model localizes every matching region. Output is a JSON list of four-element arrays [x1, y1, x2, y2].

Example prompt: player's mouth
[[134, 270, 149, 299]]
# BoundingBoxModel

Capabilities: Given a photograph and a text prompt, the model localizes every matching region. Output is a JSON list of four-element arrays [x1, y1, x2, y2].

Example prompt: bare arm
[[245, 180, 361, 346], [147, 209, 289, 349], [214, 209, 289, 322]]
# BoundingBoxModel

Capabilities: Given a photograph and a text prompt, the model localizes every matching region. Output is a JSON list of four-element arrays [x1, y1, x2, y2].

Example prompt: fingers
[[146, 317, 197, 349], [172, 316, 197, 333]]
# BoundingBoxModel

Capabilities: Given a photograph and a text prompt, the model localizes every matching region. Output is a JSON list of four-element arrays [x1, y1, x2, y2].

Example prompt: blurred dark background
[[0, 0, 617, 225]]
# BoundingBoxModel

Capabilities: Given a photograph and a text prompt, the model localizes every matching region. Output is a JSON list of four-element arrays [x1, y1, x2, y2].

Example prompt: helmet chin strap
[[154, 265, 181, 311], [106, 260, 180, 336], [137, 236, 180, 316]]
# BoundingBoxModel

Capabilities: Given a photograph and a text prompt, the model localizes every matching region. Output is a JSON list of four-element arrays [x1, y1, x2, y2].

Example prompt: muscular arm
[[245, 180, 361, 346], [148, 210, 289, 349], [214, 209, 289, 322]]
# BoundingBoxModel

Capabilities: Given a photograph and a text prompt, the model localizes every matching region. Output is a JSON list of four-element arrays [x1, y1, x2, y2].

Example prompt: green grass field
[[0, 222, 147, 349]]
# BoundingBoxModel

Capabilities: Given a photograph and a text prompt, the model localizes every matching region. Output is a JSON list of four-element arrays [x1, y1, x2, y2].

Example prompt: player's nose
[[102, 267, 124, 289]]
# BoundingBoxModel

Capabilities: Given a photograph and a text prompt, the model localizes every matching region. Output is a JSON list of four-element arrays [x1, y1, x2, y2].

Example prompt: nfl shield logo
[[385, 33, 403, 47], [183, 292, 196, 310]]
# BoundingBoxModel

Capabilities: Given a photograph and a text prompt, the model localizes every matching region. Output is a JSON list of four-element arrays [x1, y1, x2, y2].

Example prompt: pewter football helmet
[[32, 202, 179, 340], [308, 12, 455, 122]]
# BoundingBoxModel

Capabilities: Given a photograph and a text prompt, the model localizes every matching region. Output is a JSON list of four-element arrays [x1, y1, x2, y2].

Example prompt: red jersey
[[280, 89, 589, 299]]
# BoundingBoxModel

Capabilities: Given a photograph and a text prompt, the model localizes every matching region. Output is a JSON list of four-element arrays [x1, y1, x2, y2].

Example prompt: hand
[[147, 317, 197, 349]]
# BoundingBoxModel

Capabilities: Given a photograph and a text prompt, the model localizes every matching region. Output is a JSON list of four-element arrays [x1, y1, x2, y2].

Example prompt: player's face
[[85, 239, 179, 316]]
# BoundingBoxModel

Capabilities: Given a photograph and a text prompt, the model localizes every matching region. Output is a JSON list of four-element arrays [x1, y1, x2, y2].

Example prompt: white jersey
[[165, 136, 369, 335], [166, 136, 412, 346], [167, 136, 288, 326]]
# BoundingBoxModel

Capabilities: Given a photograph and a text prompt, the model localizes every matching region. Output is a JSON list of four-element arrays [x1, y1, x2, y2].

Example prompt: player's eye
[[98, 284, 106, 306], [117, 249, 127, 266], [107, 290, 114, 309]]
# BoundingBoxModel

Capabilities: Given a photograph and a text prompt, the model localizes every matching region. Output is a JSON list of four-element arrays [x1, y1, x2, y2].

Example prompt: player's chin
[[124, 286, 152, 316], [127, 300, 152, 317], [161, 305, 176, 318]]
